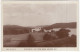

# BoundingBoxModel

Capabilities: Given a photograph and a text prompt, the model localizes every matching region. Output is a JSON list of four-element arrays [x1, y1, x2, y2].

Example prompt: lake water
[[53, 28, 77, 36]]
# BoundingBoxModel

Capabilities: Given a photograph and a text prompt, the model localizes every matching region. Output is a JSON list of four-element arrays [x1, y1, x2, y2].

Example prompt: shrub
[[56, 28, 70, 38]]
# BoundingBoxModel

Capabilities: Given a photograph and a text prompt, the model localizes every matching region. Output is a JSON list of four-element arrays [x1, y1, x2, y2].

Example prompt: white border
[[0, 0, 79, 51]]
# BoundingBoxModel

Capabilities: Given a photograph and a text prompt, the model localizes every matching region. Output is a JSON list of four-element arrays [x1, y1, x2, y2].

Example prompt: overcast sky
[[3, 3, 77, 27]]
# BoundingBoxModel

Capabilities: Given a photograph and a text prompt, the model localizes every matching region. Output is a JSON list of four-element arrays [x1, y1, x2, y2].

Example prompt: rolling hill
[[43, 22, 76, 29], [3, 22, 76, 35]]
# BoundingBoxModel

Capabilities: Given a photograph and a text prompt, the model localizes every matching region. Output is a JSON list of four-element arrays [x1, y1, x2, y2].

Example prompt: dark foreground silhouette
[[17, 35, 76, 47], [18, 34, 36, 47], [4, 28, 77, 47]]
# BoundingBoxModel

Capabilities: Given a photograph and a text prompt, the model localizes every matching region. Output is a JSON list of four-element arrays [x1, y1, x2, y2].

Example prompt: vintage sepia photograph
[[2, 1, 78, 48]]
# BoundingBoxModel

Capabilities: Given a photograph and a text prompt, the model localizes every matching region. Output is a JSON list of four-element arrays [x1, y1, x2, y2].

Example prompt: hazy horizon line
[[3, 22, 76, 27]]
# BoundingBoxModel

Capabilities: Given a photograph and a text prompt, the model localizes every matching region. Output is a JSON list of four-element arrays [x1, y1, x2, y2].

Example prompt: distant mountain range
[[3, 22, 76, 29], [3, 22, 76, 35], [3, 25, 31, 35]]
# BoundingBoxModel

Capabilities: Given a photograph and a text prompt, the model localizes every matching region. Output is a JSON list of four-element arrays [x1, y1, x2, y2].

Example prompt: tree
[[43, 33, 52, 41], [27, 34, 36, 47], [69, 35, 76, 46], [18, 34, 36, 47], [56, 28, 70, 38]]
